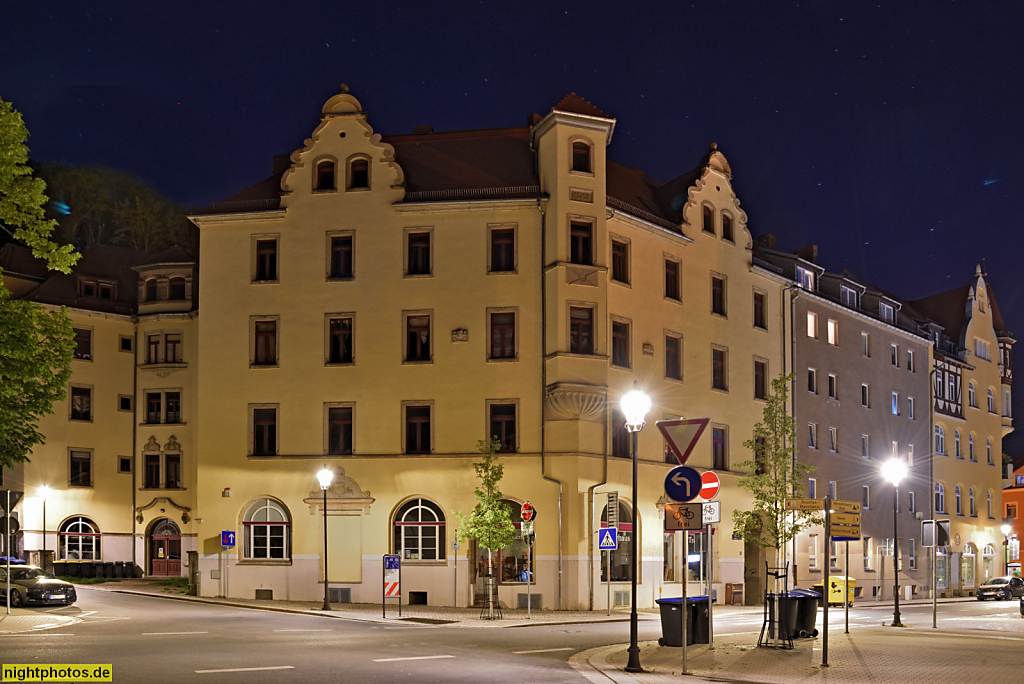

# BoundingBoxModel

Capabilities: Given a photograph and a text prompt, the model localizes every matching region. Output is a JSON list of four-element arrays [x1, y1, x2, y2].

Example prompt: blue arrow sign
[[598, 527, 618, 551], [221, 531, 236, 547], [665, 466, 702, 503]]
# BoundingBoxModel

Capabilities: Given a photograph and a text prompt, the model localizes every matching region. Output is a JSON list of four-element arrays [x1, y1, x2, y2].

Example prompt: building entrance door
[[149, 519, 181, 576]]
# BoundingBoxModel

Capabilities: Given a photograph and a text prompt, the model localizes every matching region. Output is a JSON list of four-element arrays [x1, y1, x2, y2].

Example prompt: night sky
[[4, 2, 1023, 452]]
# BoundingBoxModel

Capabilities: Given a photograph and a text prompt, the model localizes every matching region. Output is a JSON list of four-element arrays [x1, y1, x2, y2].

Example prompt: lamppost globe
[[881, 459, 907, 487], [317, 468, 334, 490], [620, 387, 652, 430], [38, 486, 51, 501], [1001, 524, 1011, 537], [317, 467, 334, 611]]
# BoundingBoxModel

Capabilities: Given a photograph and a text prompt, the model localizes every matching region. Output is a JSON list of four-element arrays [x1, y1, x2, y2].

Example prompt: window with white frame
[[907, 350, 915, 372], [892, 440, 899, 458], [808, 423, 818, 449], [829, 481, 837, 499], [862, 434, 870, 459], [935, 482, 946, 513], [969, 433, 976, 461], [861, 332, 870, 357], [987, 490, 993, 518], [988, 389, 996, 413], [987, 438, 993, 465], [862, 485, 870, 510], [808, 478, 817, 499], [891, 343, 899, 367], [59, 516, 101, 560], [828, 374, 838, 399], [393, 498, 446, 561], [827, 319, 838, 345], [969, 487, 976, 516], [909, 538, 917, 570], [880, 301, 895, 323], [807, 311, 818, 338], [829, 427, 838, 452], [797, 266, 815, 291], [955, 429, 962, 459], [862, 383, 870, 407], [935, 425, 945, 455], [908, 396, 915, 419], [908, 491, 916, 514], [908, 444, 915, 466], [969, 382, 977, 407], [955, 485, 962, 515], [891, 392, 900, 416], [809, 534, 819, 570], [243, 498, 290, 560], [974, 338, 990, 361], [841, 285, 858, 308], [863, 536, 873, 570], [808, 368, 818, 394]]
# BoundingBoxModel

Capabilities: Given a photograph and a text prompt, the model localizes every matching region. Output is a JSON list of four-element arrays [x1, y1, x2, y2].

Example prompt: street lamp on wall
[[317, 467, 335, 611], [1001, 523, 1012, 576], [881, 459, 907, 627], [620, 383, 651, 674], [38, 486, 51, 572]]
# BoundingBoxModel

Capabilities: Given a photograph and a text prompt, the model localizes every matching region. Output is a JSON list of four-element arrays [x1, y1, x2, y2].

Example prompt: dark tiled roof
[[551, 93, 612, 119], [909, 286, 970, 342], [0, 243, 50, 280], [988, 282, 1013, 338], [25, 244, 153, 315], [148, 246, 195, 264]]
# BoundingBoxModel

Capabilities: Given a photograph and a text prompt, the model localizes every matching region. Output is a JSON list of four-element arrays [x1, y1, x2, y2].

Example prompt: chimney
[[794, 244, 819, 264], [757, 233, 777, 250]]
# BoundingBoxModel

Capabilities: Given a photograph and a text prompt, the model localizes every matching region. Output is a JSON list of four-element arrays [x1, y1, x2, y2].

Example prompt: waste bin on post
[[788, 588, 821, 638]]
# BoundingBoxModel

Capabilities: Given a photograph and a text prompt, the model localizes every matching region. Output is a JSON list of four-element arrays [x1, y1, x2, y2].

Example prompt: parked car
[[976, 576, 1024, 600], [0, 565, 77, 607]]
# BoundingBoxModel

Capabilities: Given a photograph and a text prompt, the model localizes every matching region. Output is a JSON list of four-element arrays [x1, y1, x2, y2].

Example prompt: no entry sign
[[699, 471, 721, 501]]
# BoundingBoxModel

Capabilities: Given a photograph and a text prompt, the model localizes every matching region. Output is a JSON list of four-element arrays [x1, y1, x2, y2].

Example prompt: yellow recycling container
[[825, 576, 855, 606]]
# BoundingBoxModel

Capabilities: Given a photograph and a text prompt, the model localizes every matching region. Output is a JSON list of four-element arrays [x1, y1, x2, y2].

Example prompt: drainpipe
[[131, 315, 139, 576], [929, 364, 936, 625], [537, 199, 564, 610], [783, 284, 799, 583]]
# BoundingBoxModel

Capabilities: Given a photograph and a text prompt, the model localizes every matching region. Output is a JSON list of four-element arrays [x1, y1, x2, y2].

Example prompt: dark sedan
[[976, 576, 1024, 600], [0, 565, 77, 607]]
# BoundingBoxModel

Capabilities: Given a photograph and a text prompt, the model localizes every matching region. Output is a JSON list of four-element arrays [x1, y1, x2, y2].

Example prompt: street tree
[[732, 373, 817, 586], [454, 437, 518, 618], [0, 96, 78, 468]]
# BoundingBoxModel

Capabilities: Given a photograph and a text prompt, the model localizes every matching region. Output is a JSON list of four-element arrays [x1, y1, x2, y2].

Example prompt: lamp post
[[881, 459, 907, 627], [317, 467, 334, 611], [1001, 523, 1012, 576], [38, 486, 51, 572], [620, 383, 651, 674]]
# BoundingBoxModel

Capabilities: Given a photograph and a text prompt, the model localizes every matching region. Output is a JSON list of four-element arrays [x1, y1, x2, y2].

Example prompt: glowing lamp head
[[881, 459, 908, 487], [317, 468, 334, 490], [620, 386, 652, 431], [1001, 524, 1012, 536], [38, 485, 52, 502]]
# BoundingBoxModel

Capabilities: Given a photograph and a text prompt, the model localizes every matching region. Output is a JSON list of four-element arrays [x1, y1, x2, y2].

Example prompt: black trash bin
[[104, 561, 114, 578], [52, 561, 66, 576], [810, 583, 825, 607], [655, 597, 710, 646], [81, 562, 94, 578], [789, 588, 821, 638], [688, 596, 710, 644], [766, 593, 800, 639], [113, 561, 124, 578]]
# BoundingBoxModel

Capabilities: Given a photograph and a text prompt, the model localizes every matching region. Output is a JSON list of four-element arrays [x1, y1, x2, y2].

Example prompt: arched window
[[988, 389, 995, 412], [969, 433, 975, 461], [702, 204, 715, 234], [968, 382, 977, 407], [721, 212, 734, 242], [961, 543, 976, 588], [145, 278, 158, 301], [169, 277, 186, 300], [490, 500, 533, 583], [935, 482, 945, 513], [243, 498, 290, 560], [601, 501, 635, 582], [315, 160, 336, 191], [393, 498, 445, 561], [955, 485, 962, 515], [571, 141, 592, 173], [934, 425, 945, 456], [59, 516, 101, 560], [983, 543, 996, 581], [348, 158, 369, 189], [954, 430, 962, 459], [987, 438, 993, 465], [969, 487, 976, 516]]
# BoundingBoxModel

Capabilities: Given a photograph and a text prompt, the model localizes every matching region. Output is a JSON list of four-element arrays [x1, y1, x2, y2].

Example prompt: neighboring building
[[1000, 458, 1024, 576], [0, 243, 198, 577]]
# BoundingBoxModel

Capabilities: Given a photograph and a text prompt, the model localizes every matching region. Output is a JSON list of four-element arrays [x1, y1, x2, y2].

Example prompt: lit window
[[59, 516, 100, 560], [807, 311, 818, 338], [827, 319, 838, 345]]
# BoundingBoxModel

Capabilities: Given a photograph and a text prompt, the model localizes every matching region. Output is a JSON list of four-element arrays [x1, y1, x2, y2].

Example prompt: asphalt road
[[3, 590, 1022, 683]]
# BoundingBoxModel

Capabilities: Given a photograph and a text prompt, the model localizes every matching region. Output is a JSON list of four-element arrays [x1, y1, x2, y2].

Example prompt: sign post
[[383, 554, 401, 618], [701, 501, 721, 650], [221, 530, 235, 599], [605, 492, 618, 617], [521, 502, 536, 618], [598, 526, 618, 616]]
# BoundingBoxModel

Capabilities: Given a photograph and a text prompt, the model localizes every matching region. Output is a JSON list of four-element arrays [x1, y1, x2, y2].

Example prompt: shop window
[[243, 498, 290, 560], [393, 498, 446, 561], [59, 517, 100, 560]]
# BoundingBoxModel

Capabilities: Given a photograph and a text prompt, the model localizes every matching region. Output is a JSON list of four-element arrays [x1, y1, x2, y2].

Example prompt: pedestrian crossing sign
[[599, 527, 618, 551]]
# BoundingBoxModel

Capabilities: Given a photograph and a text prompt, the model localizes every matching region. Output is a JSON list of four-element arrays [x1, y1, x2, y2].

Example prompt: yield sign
[[699, 471, 721, 501], [656, 418, 710, 465]]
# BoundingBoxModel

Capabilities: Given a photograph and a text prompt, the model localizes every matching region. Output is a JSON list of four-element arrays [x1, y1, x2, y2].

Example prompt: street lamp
[[38, 486, 51, 572], [881, 459, 907, 627], [1001, 523, 1012, 576], [620, 383, 651, 674], [317, 467, 334, 611]]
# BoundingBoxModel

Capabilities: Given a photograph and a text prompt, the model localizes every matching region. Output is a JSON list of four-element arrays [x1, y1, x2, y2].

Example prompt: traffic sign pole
[[822, 496, 830, 667]]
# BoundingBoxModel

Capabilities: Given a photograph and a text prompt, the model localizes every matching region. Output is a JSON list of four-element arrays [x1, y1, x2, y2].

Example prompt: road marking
[[513, 647, 575, 655], [2, 633, 75, 637], [273, 629, 332, 632], [196, 666, 295, 674], [373, 655, 456, 663], [142, 631, 209, 636]]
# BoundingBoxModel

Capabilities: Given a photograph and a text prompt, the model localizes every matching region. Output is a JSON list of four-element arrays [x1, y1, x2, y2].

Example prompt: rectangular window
[[797, 266, 815, 290], [489, 403, 517, 453], [808, 478, 817, 499], [147, 334, 161, 364], [827, 319, 838, 345], [908, 444, 915, 466], [120, 335, 133, 352], [407, 232, 431, 275], [829, 427, 838, 452], [405, 405, 431, 454], [406, 314, 431, 362], [807, 311, 818, 338], [164, 333, 182, 363], [862, 434, 870, 459], [490, 228, 515, 272], [753, 291, 767, 329], [711, 275, 727, 316], [146, 392, 162, 424], [908, 491, 916, 514], [808, 423, 818, 449], [863, 537, 872, 570], [70, 386, 92, 421], [754, 359, 767, 399], [891, 343, 899, 367], [880, 301, 895, 323], [165, 392, 181, 424], [829, 481, 837, 499], [255, 239, 277, 281], [828, 374, 838, 399], [907, 350, 915, 372], [490, 312, 516, 360], [328, 406, 353, 455], [703, 204, 714, 233], [145, 453, 160, 488], [569, 221, 592, 265], [909, 538, 917, 570], [569, 307, 594, 354], [712, 347, 728, 391], [841, 285, 858, 308], [665, 259, 680, 300], [330, 235, 353, 279], [254, 320, 278, 366], [712, 427, 727, 470], [70, 450, 92, 487], [328, 316, 354, 364], [611, 321, 630, 368], [862, 485, 870, 510], [611, 240, 629, 284], [165, 453, 181, 489], [861, 332, 870, 357], [611, 409, 629, 458], [908, 397, 915, 420], [861, 384, 870, 407], [722, 213, 734, 241], [665, 334, 682, 380], [891, 392, 900, 416], [118, 395, 133, 412], [892, 440, 899, 458], [808, 368, 817, 394], [809, 534, 819, 571], [252, 408, 277, 456], [73, 328, 92, 360]]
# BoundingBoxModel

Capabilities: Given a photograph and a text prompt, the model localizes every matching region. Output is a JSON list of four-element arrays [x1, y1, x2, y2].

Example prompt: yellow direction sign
[[830, 499, 861, 513], [785, 498, 825, 511], [831, 512, 861, 525], [829, 524, 862, 539]]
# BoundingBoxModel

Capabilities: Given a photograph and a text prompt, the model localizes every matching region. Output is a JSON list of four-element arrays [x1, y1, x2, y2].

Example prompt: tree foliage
[[0, 97, 77, 468], [732, 373, 818, 555], [454, 438, 518, 554]]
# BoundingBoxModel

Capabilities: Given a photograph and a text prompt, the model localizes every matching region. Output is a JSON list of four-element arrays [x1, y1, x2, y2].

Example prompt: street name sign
[[665, 503, 704, 530], [786, 498, 825, 511], [830, 499, 861, 513], [665, 466, 703, 503], [598, 527, 618, 551], [831, 512, 861, 525], [699, 471, 721, 501], [656, 418, 710, 465], [829, 524, 862, 539], [701, 500, 721, 524]]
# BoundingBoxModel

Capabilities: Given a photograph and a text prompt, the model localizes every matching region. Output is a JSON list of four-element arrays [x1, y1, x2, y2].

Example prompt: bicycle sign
[[664, 503, 703, 530]]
